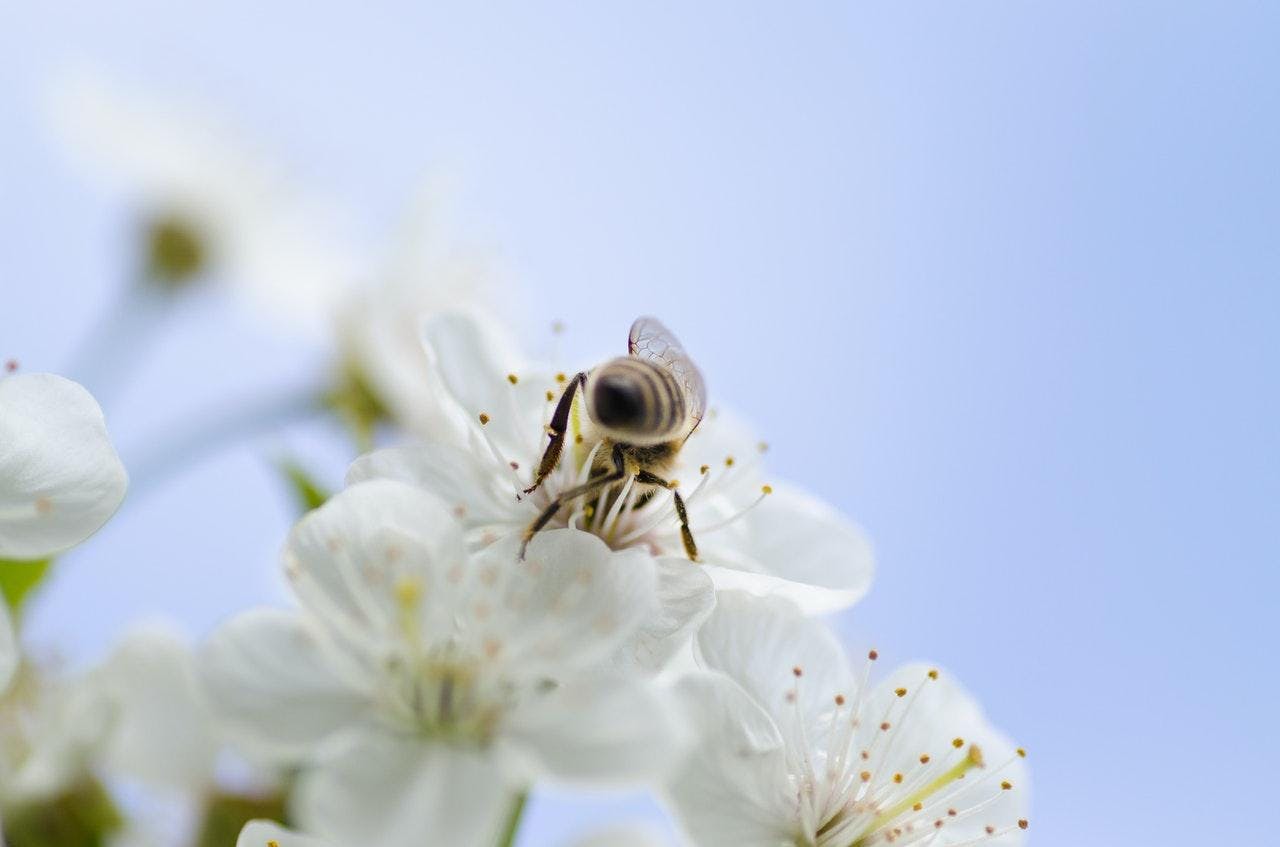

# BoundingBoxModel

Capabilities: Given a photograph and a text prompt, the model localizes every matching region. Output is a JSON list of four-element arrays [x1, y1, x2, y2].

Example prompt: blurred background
[[2, 3, 1277, 845]]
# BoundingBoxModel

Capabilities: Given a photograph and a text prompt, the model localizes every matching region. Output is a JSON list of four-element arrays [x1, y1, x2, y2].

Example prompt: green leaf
[[277, 459, 331, 513], [193, 790, 289, 847], [2, 777, 123, 847], [0, 558, 53, 615]]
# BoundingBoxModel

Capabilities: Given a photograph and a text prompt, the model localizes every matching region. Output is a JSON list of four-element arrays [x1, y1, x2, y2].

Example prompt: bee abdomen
[[590, 357, 686, 440]]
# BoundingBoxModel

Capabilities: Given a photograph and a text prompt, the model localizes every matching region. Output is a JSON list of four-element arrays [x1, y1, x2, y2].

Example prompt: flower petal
[[200, 608, 371, 763], [95, 626, 221, 792], [293, 727, 512, 847], [702, 482, 874, 614], [612, 556, 715, 674], [238, 819, 332, 847], [283, 479, 469, 648], [0, 373, 127, 559], [695, 591, 854, 730], [469, 531, 658, 676], [501, 674, 687, 786]]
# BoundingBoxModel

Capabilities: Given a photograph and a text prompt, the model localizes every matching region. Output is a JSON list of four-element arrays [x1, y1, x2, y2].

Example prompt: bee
[[519, 316, 707, 561]]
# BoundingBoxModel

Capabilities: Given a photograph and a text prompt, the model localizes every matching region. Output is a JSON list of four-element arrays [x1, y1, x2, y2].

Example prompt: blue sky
[[2, 3, 1277, 844]]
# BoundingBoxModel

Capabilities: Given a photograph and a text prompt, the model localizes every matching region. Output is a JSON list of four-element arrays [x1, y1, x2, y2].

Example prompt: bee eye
[[592, 376, 643, 428]]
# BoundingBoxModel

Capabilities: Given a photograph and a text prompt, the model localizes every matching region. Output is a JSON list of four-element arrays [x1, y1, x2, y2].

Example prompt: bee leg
[[520, 444, 626, 560], [634, 471, 699, 562], [522, 371, 586, 497]]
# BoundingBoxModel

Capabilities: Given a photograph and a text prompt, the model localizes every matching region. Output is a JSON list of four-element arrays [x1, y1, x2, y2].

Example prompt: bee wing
[[628, 316, 708, 429]]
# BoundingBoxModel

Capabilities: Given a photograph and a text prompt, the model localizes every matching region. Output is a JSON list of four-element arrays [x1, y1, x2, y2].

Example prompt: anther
[[699, 464, 710, 474], [835, 694, 846, 706], [1001, 780, 1013, 790], [893, 773, 903, 784], [556, 372, 567, 383], [948, 809, 957, 817], [952, 737, 964, 748], [895, 687, 908, 697], [880, 721, 891, 731], [985, 826, 995, 835], [507, 373, 519, 384], [757, 441, 769, 453], [1019, 820, 1029, 830], [868, 650, 879, 661], [3, 359, 16, 373], [478, 412, 490, 425], [919, 754, 931, 764], [1016, 747, 1027, 758], [928, 669, 939, 680], [860, 770, 871, 783], [761, 484, 773, 494], [724, 456, 735, 467], [546, 390, 555, 402], [510, 461, 520, 470], [793, 666, 803, 677], [574, 434, 584, 444], [552, 320, 565, 335], [913, 803, 923, 811]]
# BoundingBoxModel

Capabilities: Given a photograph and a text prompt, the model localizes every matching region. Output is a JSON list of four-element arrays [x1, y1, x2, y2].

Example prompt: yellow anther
[[1018, 820, 1029, 830], [699, 464, 710, 474], [507, 373, 519, 384], [724, 456, 735, 467], [928, 668, 939, 680], [556, 372, 567, 383], [546, 390, 555, 402], [1001, 780, 1013, 790], [895, 687, 908, 697], [761, 484, 773, 495], [952, 737, 964, 749], [1016, 747, 1027, 758], [478, 412, 490, 425]]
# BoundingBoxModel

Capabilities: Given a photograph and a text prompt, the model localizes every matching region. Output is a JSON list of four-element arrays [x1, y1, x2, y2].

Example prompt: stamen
[[471, 413, 524, 494], [695, 486, 771, 535], [854, 744, 986, 844]]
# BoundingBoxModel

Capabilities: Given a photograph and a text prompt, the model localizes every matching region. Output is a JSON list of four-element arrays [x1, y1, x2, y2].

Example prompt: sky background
[[2, 3, 1278, 845]]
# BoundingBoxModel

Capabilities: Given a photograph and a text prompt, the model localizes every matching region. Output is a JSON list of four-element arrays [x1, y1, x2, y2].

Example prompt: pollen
[[699, 464, 710, 474], [868, 649, 879, 660], [1001, 780, 1013, 790], [893, 772, 904, 784], [724, 455, 735, 467], [268, 841, 279, 847], [895, 687, 908, 697], [478, 412, 491, 425], [928, 668, 939, 680], [792, 666, 803, 677], [860, 770, 871, 783], [919, 754, 931, 764], [1019, 820, 1029, 830], [1017, 747, 1027, 758], [761, 484, 773, 494], [834, 694, 846, 706], [913, 803, 923, 812], [556, 372, 567, 383], [507, 373, 519, 384], [546, 390, 555, 402]]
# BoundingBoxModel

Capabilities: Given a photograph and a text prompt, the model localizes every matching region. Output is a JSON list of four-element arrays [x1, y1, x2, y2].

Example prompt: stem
[[64, 280, 174, 412], [125, 385, 328, 499], [494, 791, 528, 847]]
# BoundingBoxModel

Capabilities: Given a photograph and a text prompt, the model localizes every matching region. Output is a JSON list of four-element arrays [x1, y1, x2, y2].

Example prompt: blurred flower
[[238, 819, 328, 847], [665, 592, 1030, 847], [349, 310, 874, 614], [47, 71, 360, 333], [201, 479, 688, 847], [0, 605, 12, 695], [0, 373, 127, 560]]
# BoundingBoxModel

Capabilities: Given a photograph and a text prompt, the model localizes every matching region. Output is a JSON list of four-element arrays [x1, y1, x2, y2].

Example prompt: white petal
[[200, 608, 371, 763], [470, 531, 658, 676], [294, 727, 512, 847], [345, 443, 522, 530], [0, 600, 15, 694], [612, 556, 715, 674], [702, 482, 874, 614], [283, 479, 469, 648], [695, 591, 854, 731], [95, 625, 221, 792], [0, 373, 127, 559], [238, 820, 332, 847], [502, 674, 687, 786], [568, 823, 672, 847]]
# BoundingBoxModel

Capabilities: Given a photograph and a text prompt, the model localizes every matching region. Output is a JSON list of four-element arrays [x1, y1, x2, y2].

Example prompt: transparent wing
[[628, 316, 708, 431]]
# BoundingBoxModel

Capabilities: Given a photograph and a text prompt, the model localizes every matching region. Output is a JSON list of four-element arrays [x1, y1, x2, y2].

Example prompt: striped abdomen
[[586, 357, 687, 444]]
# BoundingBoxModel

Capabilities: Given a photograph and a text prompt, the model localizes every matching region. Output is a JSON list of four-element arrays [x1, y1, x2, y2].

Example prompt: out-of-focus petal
[[0, 373, 127, 559]]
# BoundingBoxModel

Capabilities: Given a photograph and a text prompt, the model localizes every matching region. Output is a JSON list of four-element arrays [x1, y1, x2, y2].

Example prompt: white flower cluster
[[0, 74, 1031, 847]]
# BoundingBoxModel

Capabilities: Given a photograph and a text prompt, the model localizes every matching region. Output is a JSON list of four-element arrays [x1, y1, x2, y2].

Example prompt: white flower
[[201, 479, 688, 847], [47, 71, 360, 334], [666, 592, 1030, 847], [0, 372, 128, 560], [238, 820, 330, 847], [0, 603, 15, 696], [349, 310, 874, 614]]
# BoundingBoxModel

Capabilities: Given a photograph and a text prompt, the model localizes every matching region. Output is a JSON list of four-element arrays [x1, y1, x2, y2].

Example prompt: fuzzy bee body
[[519, 317, 707, 560]]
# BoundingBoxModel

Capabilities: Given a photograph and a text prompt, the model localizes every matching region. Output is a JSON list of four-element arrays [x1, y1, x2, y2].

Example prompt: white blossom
[[201, 479, 689, 847], [349, 310, 874, 615], [0, 372, 127, 560], [665, 592, 1030, 847], [238, 820, 330, 847]]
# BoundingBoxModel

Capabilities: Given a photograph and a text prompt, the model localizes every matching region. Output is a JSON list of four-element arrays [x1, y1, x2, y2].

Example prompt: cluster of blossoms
[[1, 73, 1030, 847]]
